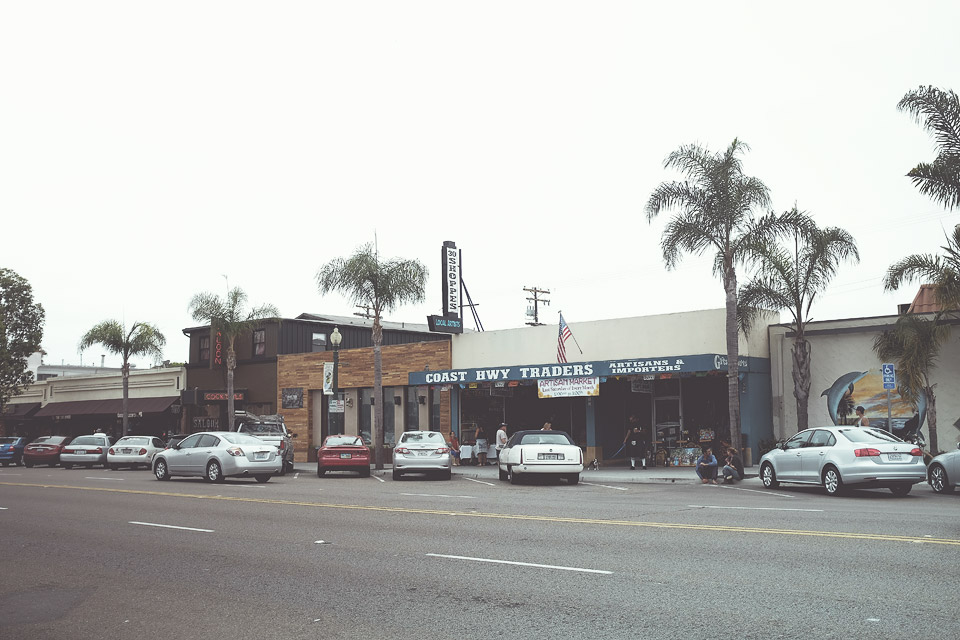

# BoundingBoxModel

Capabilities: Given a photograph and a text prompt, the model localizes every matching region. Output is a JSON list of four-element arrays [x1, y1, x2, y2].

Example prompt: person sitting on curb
[[696, 447, 719, 485], [722, 447, 744, 484]]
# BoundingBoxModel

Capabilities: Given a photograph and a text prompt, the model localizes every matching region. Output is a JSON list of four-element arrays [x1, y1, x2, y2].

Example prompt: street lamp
[[331, 327, 342, 435]]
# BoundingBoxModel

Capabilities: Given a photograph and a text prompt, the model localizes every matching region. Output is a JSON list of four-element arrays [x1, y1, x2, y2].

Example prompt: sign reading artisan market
[[538, 377, 599, 398]]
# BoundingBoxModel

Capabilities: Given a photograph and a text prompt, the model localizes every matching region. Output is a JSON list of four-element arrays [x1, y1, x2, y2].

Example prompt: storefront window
[[312, 333, 326, 353], [405, 387, 420, 430], [358, 388, 396, 446]]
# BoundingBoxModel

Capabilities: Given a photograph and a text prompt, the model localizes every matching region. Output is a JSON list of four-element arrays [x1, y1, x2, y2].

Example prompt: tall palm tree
[[645, 139, 807, 452], [873, 314, 949, 454], [739, 212, 860, 432], [897, 85, 960, 211], [78, 321, 166, 436], [317, 243, 427, 469], [189, 288, 278, 429], [884, 224, 960, 313]]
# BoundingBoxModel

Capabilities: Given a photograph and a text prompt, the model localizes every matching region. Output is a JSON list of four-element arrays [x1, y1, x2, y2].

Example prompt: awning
[[34, 397, 177, 418], [2, 402, 41, 417]]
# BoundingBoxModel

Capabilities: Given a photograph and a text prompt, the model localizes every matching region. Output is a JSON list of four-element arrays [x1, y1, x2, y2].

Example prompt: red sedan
[[22, 435, 74, 467], [316, 435, 371, 477]]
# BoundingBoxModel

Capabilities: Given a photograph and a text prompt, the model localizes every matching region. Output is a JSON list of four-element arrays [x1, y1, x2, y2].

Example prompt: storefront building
[[409, 308, 777, 465]]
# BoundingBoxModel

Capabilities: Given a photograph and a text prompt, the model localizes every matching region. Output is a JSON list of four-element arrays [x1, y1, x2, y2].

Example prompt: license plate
[[254, 452, 268, 460], [340, 453, 352, 459], [417, 451, 429, 456], [538, 453, 562, 460], [71, 451, 83, 455], [887, 453, 904, 461], [121, 449, 132, 454]]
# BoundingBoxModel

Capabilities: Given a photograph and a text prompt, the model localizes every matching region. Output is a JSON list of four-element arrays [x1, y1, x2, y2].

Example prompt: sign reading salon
[[408, 354, 751, 386]]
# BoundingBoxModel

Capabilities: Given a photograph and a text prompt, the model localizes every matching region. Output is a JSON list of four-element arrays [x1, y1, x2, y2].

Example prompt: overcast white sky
[[3, 2, 959, 370]]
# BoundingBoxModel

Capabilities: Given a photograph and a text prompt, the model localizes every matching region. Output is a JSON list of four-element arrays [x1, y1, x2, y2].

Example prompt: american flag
[[557, 313, 573, 363]]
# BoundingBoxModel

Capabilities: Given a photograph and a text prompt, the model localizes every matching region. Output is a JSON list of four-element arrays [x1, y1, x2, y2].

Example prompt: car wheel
[[278, 461, 287, 476], [255, 475, 271, 483], [760, 462, 779, 489], [107, 463, 115, 470], [509, 467, 521, 484], [23, 460, 33, 468], [498, 465, 508, 481], [63, 463, 73, 470], [360, 468, 371, 478], [206, 460, 225, 483], [929, 464, 953, 493], [889, 484, 912, 497], [392, 469, 402, 481], [286, 460, 295, 473], [317, 465, 325, 478], [566, 473, 580, 485], [154, 458, 170, 481], [823, 466, 843, 496]]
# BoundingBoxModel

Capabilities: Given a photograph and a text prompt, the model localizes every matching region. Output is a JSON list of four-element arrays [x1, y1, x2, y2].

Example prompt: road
[[1, 464, 956, 639]]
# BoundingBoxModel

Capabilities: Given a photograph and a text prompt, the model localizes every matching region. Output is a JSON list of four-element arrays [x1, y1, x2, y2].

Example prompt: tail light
[[854, 448, 881, 457], [519, 449, 524, 464], [93, 447, 103, 454], [436, 447, 450, 454], [138, 448, 147, 455], [108, 448, 115, 455], [395, 447, 410, 455], [279, 440, 286, 451], [910, 448, 922, 457], [226, 447, 244, 457]]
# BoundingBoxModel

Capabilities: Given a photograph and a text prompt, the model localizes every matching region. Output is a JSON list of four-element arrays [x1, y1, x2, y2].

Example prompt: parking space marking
[[400, 493, 476, 499], [372, 475, 385, 483], [723, 486, 795, 498], [85, 477, 124, 481], [427, 553, 612, 574], [580, 481, 628, 491], [463, 477, 495, 487], [688, 505, 824, 512], [129, 521, 214, 532]]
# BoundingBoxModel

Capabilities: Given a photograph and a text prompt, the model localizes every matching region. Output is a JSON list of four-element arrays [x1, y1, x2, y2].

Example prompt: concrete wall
[[43, 367, 185, 403]]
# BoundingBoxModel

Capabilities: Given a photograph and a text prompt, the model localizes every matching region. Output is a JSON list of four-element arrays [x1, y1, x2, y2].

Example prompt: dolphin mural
[[821, 371, 868, 425]]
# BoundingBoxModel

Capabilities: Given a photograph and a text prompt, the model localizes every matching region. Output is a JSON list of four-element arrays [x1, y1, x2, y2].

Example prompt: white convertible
[[498, 430, 584, 485]]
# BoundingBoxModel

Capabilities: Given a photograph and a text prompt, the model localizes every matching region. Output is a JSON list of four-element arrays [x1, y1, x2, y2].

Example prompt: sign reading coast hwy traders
[[408, 354, 752, 386]]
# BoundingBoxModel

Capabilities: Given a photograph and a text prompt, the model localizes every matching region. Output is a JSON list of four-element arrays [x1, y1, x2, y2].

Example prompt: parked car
[[107, 436, 166, 470], [61, 433, 114, 469], [928, 442, 960, 494], [0, 437, 26, 466], [152, 431, 281, 483], [497, 430, 584, 485], [23, 435, 73, 467], [164, 433, 191, 449], [759, 426, 926, 496], [236, 414, 296, 474], [317, 435, 371, 477], [392, 431, 451, 480]]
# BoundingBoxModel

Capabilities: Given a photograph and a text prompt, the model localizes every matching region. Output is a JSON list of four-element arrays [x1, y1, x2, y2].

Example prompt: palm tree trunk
[[226, 342, 237, 431], [792, 336, 811, 432], [725, 268, 742, 453], [925, 386, 938, 454], [373, 318, 384, 470], [121, 361, 130, 436]]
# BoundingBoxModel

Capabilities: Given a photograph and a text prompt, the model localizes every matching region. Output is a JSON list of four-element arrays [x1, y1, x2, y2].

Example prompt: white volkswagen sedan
[[107, 436, 166, 470], [498, 430, 583, 485], [152, 431, 281, 483]]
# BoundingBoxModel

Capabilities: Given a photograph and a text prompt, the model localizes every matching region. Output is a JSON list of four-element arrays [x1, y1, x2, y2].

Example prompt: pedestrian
[[475, 424, 489, 466], [449, 431, 461, 466], [722, 447, 743, 484], [854, 406, 870, 427], [496, 423, 508, 455], [622, 418, 647, 470], [541, 421, 553, 431], [696, 447, 719, 484]]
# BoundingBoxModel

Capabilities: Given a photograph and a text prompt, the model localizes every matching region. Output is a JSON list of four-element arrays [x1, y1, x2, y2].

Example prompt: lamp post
[[331, 327, 342, 435]]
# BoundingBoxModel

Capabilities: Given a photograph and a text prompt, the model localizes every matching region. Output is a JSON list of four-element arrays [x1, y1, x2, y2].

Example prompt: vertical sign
[[442, 240, 460, 318], [323, 362, 334, 395], [881, 363, 896, 390]]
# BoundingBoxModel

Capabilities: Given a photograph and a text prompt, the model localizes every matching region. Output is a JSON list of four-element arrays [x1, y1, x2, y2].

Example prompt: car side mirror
[[780, 443, 789, 451]]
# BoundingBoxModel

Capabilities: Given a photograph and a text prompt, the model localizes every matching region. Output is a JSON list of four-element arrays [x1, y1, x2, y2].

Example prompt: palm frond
[[906, 159, 960, 211]]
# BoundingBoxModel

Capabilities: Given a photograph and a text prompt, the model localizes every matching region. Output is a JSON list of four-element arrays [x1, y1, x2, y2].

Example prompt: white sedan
[[498, 430, 583, 485], [928, 442, 960, 493], [107, 436, 166, 470]]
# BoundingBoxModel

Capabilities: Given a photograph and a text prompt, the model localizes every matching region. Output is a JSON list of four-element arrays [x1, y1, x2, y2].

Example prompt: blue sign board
[[882, 363, 896, 390]]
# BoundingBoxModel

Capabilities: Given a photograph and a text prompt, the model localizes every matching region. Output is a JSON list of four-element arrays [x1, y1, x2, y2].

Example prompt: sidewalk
[[445, 461, 760, 486]]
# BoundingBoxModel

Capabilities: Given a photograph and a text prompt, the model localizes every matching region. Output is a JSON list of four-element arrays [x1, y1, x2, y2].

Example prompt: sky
[[2, 2, 959, 371]]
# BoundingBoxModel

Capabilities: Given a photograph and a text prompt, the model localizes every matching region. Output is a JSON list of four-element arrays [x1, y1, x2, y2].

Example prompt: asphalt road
[[1, 464, 957, 640]]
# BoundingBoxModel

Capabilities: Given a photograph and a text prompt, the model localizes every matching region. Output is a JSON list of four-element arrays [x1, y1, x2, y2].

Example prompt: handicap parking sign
[[882, 363, 896, 390]]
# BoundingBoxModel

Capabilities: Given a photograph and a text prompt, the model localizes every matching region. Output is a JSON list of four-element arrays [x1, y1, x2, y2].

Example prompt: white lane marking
[[0, 507, 7, 510], [129, 521, 213, 532], [427, 553, 612, 575], [400, 493, 476, 499], [688, 505, 824, 512], [463, 477, 495, 487], [372, 475, 385, 483], [294, 473, 300, 480], [0, 473, 22, 476], [85, 477, 124, 481], [580, 481, 628, 491], [724, 486, 795, 498]]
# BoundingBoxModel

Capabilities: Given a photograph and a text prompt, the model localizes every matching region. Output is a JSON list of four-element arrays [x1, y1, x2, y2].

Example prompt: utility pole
[[523, 286, 550, 326], [354, 304, 376, 320]]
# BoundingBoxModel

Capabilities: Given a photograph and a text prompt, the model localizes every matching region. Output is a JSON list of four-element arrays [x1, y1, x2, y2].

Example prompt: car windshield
[[72, 436, 106, 445], [400, 432, 443, 443], [238, 423, 284, 435], [327, 436, 363, 446], [0, 437, 19, 444], [837, 428, 903, 444], [519, 433, 573, 445], [221, 433, 268, 446], [117, 437, 150, 445], [31, 436, 66, 445]]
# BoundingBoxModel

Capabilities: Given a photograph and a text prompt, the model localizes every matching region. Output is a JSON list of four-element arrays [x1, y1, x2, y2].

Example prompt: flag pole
[[559, 311, 584, 355]]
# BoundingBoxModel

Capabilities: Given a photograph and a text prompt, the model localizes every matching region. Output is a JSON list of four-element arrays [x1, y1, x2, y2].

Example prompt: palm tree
[[739, 212, 860, 431], [897, 85, 960, 211], [645, 139, 807, 452], [873, 314, 949, 454], [884, 224, 960, 313], [78, 321, 166, 436], [189, 288, 278, 429], [317, 243, 427, 469]]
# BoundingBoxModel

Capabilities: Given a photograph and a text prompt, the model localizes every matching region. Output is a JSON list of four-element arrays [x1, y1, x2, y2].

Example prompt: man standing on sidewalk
[[496, 423, 508, 459]]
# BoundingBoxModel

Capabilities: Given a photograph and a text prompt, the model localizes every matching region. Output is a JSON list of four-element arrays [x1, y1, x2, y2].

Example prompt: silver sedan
[[107, 436, 166, 470], [759, 426, 926, 496], [152, 431, 281, 483], [392, 431, 451, 480], [61, 434, 114, 469], [928, 442, 960, 494]]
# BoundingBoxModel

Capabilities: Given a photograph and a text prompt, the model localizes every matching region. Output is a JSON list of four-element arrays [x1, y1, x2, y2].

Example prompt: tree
[[79, 321, 166, 436], [317, 243, 427, 470], [645, 139, 807, 452], [189, 287, 278, 430], [0, 268, 45, 416], [873, 314, 949, 454], [897, 85, 960, 211], [884, 224, 960, 314], [739, 212, 860, 431]]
